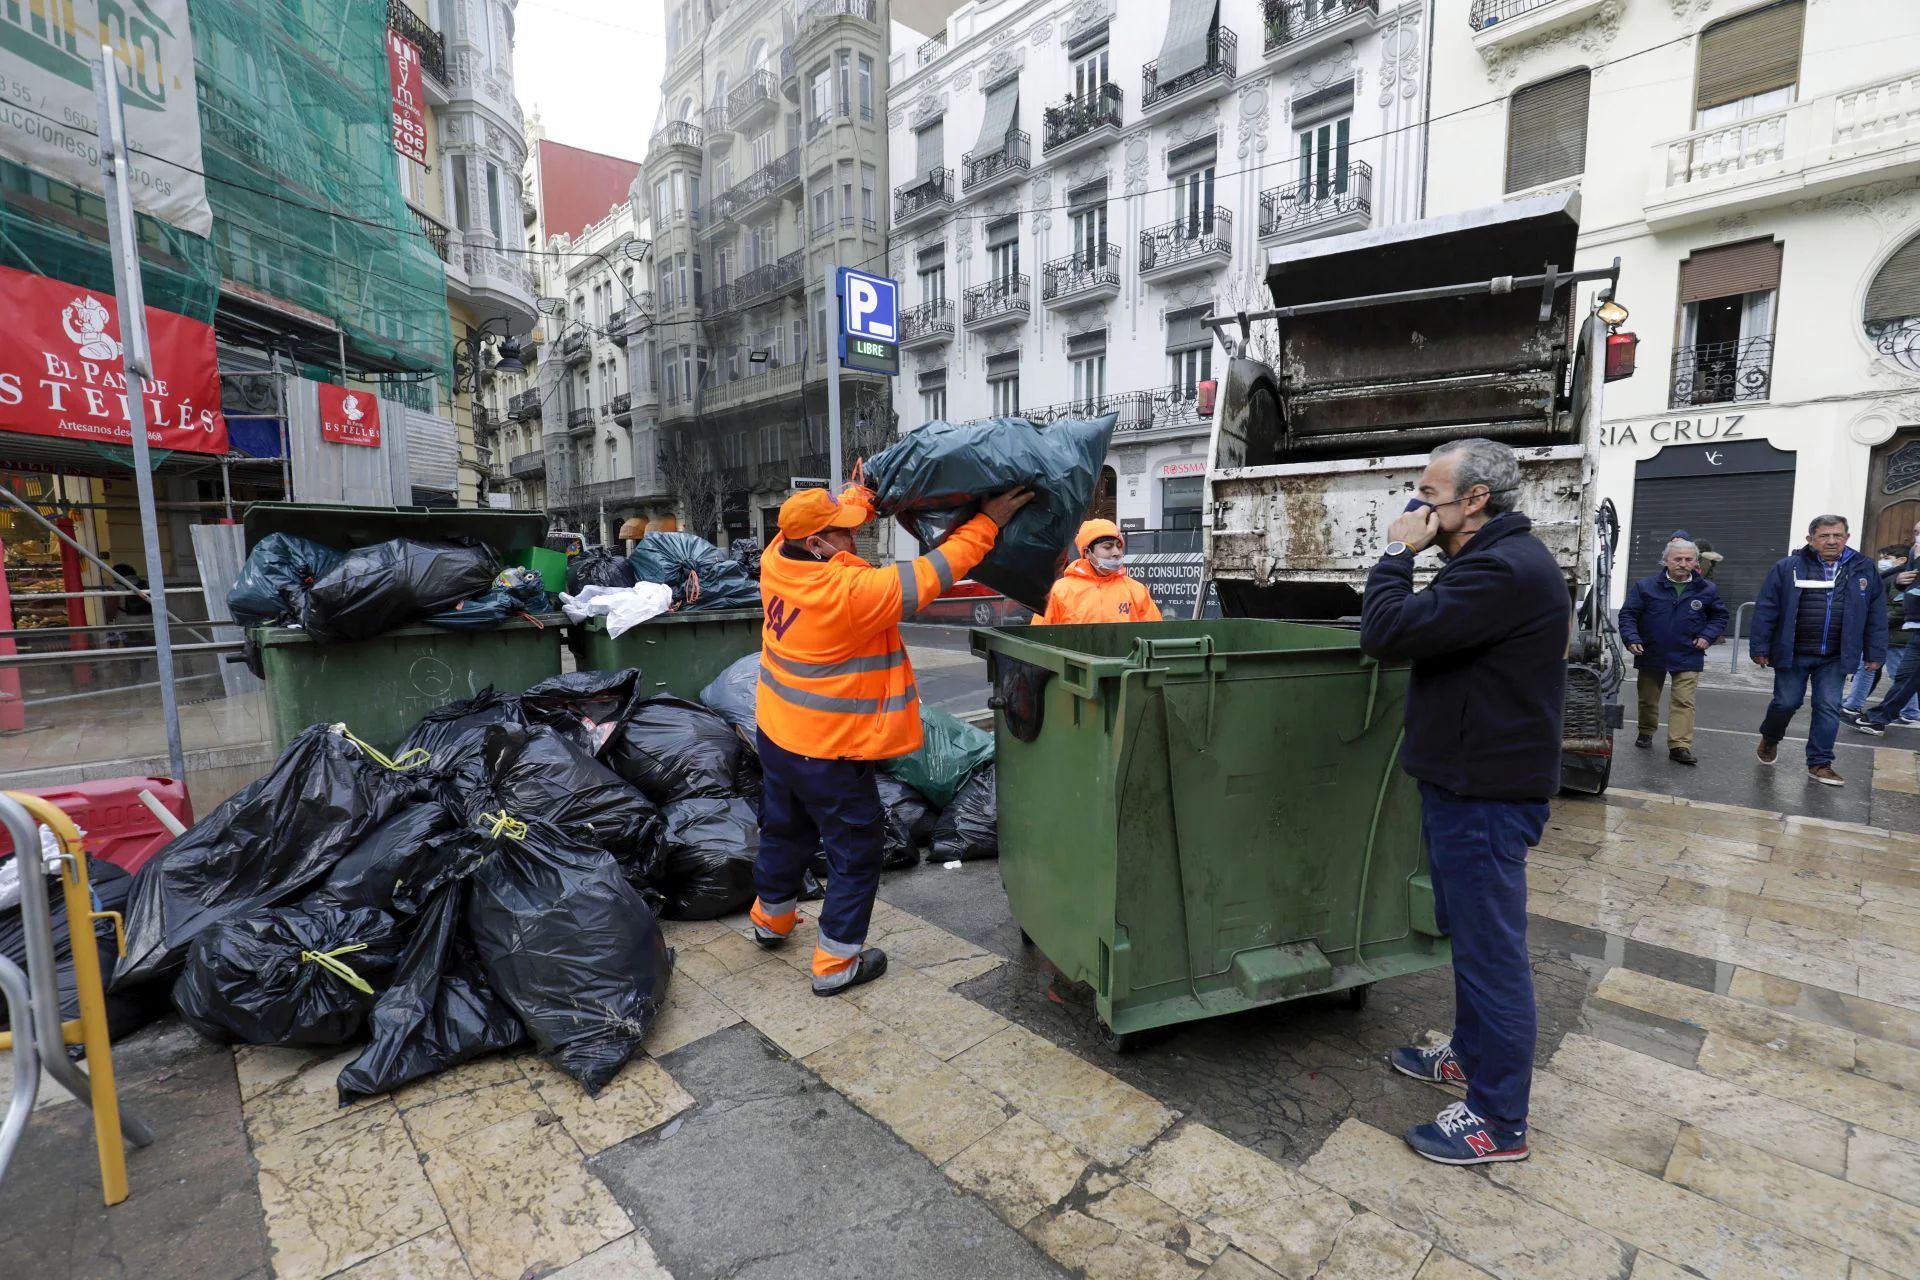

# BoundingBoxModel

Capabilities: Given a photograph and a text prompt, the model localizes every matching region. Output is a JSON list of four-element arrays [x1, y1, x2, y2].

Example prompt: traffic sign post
[[831, 266, 900, 490]]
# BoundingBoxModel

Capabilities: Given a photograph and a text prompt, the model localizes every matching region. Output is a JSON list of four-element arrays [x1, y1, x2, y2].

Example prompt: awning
[[1155, 0, 1217, 85], [974, 79, 1020, 155]]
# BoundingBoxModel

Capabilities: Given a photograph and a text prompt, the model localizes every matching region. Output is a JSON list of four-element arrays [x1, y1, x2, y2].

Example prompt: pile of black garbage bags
[[564, 531, 759, 610]]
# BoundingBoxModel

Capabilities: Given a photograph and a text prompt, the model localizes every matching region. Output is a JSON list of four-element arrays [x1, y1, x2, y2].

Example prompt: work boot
[[1808, 765, 1845, 787], [1669, 747, 1698, 766], [1634, 734, 1652, 749], [1390, 1040, 1467, 1085], [1757, 739, 1779, 765], [812, 947, 888, 996]]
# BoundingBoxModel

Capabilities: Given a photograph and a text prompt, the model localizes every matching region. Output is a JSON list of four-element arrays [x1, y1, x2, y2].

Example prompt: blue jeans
[[754, 730, 886, 954], [1759, 657, 1848, 767], [1864, 643, 1920, 728], [1842, 657, 1880, 713], [1421, 782, 1550, 1130]]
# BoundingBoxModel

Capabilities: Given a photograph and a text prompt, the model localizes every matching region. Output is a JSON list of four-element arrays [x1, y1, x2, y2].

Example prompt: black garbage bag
[[399, 687, 527, 764], [439, 722, 664, 891], [306, 802, 471, 917], [336, 884, 524, 1102], [228, 533, 344, 628], [628, 532, 760, 612], [301, 538, 501, 643], [422, 567, 548, 631], [658, 797, 759, 919], [881, 707, 994, 807], [568, 545, 637, 594], [519, 668, 646, 758], [606, 696, 752, 804], [464, 816, 672, 1094], [172, 903, 405, 1047], [1, 858, 168, 1041], [864, 414, 1117, 612], [729, 538, 763, 579], [875, 774, 936, 870], [698, 652, 761, 739], [928, 766, 998, 863], [114, 725, 414, 989]]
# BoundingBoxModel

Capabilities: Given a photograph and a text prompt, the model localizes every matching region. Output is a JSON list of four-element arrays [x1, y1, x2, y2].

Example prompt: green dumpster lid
[[241, 502, 551, 556], [253, 611, 568, 647]]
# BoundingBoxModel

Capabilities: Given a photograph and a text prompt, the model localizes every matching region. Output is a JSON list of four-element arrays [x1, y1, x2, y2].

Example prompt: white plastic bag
[[558, 583, 675, 637], [0, 826, 64, 913]]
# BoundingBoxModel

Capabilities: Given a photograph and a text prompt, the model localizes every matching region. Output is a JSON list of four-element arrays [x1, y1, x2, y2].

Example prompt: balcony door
[[1174, 165, 1215, 238], [1070, 203, 1107, 268], [1074, 44, 1110, 100], [1298, 117, 1350, 202]]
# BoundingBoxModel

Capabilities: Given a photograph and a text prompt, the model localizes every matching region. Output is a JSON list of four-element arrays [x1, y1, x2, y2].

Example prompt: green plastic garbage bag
[[880, 707, 993, 808]]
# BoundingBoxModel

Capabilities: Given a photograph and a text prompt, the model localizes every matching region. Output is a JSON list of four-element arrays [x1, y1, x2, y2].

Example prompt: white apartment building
[[887, 0, 1431, 542], [1427, 0, 1920, 609]]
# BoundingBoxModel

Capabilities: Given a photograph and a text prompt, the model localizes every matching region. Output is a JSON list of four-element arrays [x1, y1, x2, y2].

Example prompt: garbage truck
[[1199, 192, 1631, 794]]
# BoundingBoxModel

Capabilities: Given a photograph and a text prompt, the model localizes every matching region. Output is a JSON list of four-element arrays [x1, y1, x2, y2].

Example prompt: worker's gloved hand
[[982, 487, 1036, 529]]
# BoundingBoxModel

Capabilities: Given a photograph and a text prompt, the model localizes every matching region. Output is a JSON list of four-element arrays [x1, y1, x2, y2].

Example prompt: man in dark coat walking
[[1618, 538, 1729, 765], [1361, 438, 1568, 1167]]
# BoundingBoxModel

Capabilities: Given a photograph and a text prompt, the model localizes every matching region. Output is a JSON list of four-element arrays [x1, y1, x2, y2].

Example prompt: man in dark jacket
[[1361, 438, 1567, 1167], [1841, 541, 1917, 725], [1750, 515, 1886, 786], [1618, 539, 1729, 766]]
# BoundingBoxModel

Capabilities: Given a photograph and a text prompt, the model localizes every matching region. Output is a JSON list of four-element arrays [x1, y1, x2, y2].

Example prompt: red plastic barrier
[[0, 777, 192, 874]]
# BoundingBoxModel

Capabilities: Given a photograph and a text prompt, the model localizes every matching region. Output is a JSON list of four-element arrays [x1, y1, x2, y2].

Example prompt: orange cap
[[1076, 518, 1124, 553], [778, 486, 873, 540]]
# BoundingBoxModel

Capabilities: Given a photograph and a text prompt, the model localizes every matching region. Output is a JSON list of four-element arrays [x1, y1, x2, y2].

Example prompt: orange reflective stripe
[[812, 947, 858, 978], [751, 898, 797, 937]]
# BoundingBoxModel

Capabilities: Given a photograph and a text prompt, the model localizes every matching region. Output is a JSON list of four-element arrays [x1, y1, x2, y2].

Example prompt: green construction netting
[[0, 0, 451, 387]]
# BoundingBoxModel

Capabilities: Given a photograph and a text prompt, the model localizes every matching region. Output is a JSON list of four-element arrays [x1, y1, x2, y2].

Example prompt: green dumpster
[[577, 608, 762, 700], [244, 503, 562, 753], [973, 619, 1448, 1049]]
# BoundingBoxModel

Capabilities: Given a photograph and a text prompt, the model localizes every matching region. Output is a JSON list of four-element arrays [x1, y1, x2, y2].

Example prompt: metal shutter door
[[1628, 470, 1796, 613]]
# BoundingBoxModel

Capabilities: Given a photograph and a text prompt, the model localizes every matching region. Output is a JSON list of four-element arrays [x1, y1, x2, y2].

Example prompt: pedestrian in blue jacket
[[1750, 515, 1887, 786], [1618, 539, 1729, 766]]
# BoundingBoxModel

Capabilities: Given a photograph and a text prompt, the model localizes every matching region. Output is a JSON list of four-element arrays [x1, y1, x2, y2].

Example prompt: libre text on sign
[[0, 263, 228, 454]]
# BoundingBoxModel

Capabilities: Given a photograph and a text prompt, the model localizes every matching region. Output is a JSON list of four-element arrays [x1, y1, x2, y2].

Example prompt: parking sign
[[838, 267, 900, 375]]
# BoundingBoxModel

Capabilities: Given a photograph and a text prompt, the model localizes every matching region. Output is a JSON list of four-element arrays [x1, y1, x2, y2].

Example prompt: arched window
[[1866, 231, 1920, 375], [749, 38, 770, 73], [678, 95, 696, 124]]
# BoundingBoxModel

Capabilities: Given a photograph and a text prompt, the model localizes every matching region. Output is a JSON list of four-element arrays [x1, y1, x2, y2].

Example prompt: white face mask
[[1882, 559, 1900, 573], [1091, 553, 1123, 574]]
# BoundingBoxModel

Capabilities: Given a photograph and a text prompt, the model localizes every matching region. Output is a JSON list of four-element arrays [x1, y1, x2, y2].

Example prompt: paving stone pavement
[[5, 787, 1920, 1280]]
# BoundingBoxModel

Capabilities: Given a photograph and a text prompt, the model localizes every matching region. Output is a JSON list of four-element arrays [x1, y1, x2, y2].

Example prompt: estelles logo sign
[[0, 262, 227, 454], [318, 383, 381, 448]]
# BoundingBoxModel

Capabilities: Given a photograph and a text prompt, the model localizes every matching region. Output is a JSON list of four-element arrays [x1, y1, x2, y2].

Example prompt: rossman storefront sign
[[0, 263, 228, 454]]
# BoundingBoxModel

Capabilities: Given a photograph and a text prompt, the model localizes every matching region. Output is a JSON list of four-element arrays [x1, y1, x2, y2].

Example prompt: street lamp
[[455, 315, 523, 498]]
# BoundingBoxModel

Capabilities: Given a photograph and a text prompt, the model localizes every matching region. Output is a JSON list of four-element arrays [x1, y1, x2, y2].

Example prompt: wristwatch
[[1384, 541, 1413, 559]]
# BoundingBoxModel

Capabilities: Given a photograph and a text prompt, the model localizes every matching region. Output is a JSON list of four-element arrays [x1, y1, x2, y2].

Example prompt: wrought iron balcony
[[566, 406, 595, 430], [409, 205, 450, 262], [1259, 161, 1372, 239], [725, 148, 802, 220], [508, 388, 541, 420], [610, 392, 632, 424], [1042, 246, 1122, 306], [386, 0, 447, 82], [1469, 0, 1563, 30], [1263, 0, 1376, 54], [916, 32, 948, 68], [1142, 27, 1237, 112], [1114, 384, 1209, 434], [1139, 208, 1233, 282], [895, 168, 955, 224], [799, 0, 876, 40], [729, 70, 779, 125], [559, 330, 591, 362], [707, 250, 806, 313], [1043, 84, 1123, 155], [900, 299, 956, 349], [962, 131, 1032, 194], [963, 276, 1031, 329], [1670, 338, 1774, 409], [509, 450, 545, 478]]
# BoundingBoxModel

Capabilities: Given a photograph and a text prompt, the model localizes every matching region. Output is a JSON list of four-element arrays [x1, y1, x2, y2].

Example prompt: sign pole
[[827, 260, 844, 494], [94, 48, 186, 786]]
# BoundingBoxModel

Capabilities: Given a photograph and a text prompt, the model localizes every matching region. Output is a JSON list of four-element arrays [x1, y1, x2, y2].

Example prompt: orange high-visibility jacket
[[1040, 558, 1163, 625], [756, 514, 999, 760]]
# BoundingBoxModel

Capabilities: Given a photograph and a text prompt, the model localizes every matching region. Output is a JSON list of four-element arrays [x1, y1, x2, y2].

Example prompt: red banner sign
[[318, 382, 382, 448], [0, 264, 228, 455], [387, 31, 428, 165]]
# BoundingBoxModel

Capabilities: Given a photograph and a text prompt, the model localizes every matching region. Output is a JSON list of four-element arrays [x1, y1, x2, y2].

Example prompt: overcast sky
[[514, 0, 664, 163]]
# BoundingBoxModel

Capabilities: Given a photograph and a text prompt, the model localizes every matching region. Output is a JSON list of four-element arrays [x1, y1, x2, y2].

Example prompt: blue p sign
[[840, 268, 897, 343]]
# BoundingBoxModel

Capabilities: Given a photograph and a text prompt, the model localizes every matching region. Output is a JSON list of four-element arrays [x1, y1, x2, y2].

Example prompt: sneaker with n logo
[[1405, 1101, 1529, 1165], [1389, 1040, 1467, 1085]]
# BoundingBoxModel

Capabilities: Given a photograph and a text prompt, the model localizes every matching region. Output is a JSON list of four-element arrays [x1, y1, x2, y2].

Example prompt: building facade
[[886, 0, 1431, 543], [1426, 0, 1920, 609], [648, 0, 898, 552], [391, 0, 541, 507]]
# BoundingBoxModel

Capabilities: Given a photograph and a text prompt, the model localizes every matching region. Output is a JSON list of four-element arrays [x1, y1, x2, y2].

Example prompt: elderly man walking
[[1618, 539, 1729, 766], [1750, 515, 1886, 786], [1361, 438, 1567, 1166]]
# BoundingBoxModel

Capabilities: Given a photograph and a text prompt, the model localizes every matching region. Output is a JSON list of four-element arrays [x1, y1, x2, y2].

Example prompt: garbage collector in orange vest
[[750, 481, 1035, 994], [1040, 519, 1163, 625]]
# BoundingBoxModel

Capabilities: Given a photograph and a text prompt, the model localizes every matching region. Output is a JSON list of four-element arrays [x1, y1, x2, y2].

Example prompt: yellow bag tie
[[483, 810, 527, 841], [299, 943, 374, 994], [333, 723, 430, 772]]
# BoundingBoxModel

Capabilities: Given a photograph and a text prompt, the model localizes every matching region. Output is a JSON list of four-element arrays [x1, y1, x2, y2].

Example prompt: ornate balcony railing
[[916, 33, 948, 67], [649, 120, 703, 154], [962, 131, 1032, 191], [508, 388, 541, 420], [409, 205, 450, 262], [728, 69, 779, 121], [1139, 208, 1233, 273], [900, 299, 956, 344], [1468, 0, 1559, 30], [1043, 84, 1123, 153], [1142, 27, 1237, 110], [895, 168, 955, 221], [1263, 0, 1376, 52], [1041, 246, 1121, 302], [799, 0, 876, 39], [963, 275, 1031, 325], [1259, 161, 1372, 235], [559, 330, 590, 362], [566, 406, 594, 429], [386, 0, 447, 82], [707, 250, 806, 313], [509, 450, 545, 478], [1670, 338, 1774, 408], [611, 392, 632, 421]]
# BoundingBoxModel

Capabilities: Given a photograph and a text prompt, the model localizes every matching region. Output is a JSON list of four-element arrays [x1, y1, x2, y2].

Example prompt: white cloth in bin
[[560, 583, 676, 637]]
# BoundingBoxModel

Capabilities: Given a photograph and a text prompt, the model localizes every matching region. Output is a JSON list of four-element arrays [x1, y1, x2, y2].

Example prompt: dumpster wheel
[[1098, 1021, 1138, 1054], [1346, 983, 1373, 1011]]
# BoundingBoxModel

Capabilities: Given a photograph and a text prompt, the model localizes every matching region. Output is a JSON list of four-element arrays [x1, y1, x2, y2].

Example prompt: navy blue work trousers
[[1421, 782, 1550, 1130], [754, 729, 887, 952]]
